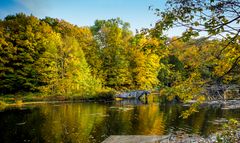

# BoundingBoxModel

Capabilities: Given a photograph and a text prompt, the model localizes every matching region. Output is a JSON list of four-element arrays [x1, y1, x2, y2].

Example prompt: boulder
[[116, 90, 150, 99]]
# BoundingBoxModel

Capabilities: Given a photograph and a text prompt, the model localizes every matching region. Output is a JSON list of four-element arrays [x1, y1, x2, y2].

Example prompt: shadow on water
[[0, 98, 240, 143], [0, 107, 46, 143]]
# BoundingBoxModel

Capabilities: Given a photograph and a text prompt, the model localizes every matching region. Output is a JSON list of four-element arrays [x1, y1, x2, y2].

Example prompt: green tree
[[91, 18, 133, 89], [43, 17, 102, 96], [0, 13, 60, 94]]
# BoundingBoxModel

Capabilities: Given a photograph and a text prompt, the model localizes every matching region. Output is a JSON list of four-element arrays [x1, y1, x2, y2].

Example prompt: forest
[[0, 12, 239, 100], [0, 0, 239, 104]]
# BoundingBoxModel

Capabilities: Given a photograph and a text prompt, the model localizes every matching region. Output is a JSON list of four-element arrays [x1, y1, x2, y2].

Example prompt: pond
[[0, 99, 240, 143]]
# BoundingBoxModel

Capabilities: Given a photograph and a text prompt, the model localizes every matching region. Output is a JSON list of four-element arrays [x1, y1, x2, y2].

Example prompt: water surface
[[0, 99, 240, 143]]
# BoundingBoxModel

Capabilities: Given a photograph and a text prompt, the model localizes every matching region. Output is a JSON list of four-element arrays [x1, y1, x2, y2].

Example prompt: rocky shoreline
[[204, 84, 240, 100], [203, 99, 240, 110], [102, 132, 240, 143]]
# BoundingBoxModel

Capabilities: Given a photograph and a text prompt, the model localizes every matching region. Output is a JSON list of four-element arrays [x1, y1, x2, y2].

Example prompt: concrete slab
[[102, 135, 171, 143]]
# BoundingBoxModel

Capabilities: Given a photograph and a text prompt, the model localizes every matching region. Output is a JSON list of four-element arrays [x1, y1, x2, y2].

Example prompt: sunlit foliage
[[0, 11, 239, 108]]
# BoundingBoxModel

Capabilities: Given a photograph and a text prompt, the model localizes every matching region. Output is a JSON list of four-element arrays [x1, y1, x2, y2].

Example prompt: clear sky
[[0, 0, 183, 36]]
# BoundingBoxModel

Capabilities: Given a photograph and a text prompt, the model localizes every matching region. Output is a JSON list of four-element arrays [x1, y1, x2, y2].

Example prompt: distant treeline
[[0, 13, 239, 97]]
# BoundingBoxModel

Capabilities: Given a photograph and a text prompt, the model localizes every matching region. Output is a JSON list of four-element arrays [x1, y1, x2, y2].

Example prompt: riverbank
[[2, 91, 240, 109], [0, 90, 116, 108]]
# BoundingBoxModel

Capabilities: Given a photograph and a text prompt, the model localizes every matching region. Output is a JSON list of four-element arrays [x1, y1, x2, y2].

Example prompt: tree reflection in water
[[0, 100, 240, 143]]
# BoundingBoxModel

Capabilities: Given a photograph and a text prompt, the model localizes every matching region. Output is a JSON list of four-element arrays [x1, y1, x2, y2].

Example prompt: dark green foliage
[[157, 55, 185, 87], [0, 13, 57, 94], [90, 18, 133, 89]]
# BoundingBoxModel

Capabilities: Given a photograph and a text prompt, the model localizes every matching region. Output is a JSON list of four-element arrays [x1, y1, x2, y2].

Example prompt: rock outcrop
[[116, 90, 150, 99]]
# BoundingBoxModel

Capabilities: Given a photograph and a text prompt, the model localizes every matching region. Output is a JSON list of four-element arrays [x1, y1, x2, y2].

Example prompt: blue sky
[[0, 0, 184, 36]]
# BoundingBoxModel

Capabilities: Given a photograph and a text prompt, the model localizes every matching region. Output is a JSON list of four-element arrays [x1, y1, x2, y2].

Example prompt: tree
[[0, 14, 102, 96], [0, 13, 60, 94], [152, 0, 240, 83], [74, 27, 104, 82], [128, 34, 162, 89], [152, 0, 240, 39], [91, 18, 133, 89], [57, 36, 101, 96], [43, 17, 102, 96]]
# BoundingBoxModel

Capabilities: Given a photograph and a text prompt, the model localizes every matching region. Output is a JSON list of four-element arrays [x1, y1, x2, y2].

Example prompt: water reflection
[[0, 107, 45, 143], [0, 101, 240, 143]]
